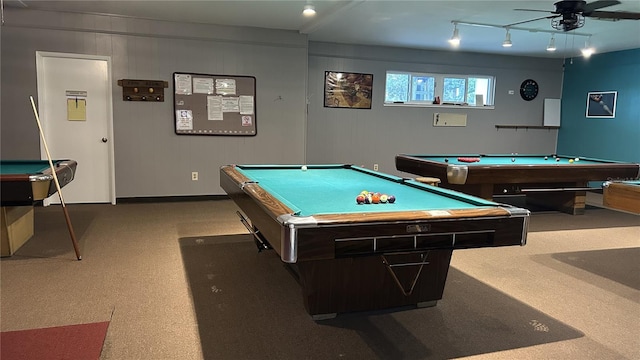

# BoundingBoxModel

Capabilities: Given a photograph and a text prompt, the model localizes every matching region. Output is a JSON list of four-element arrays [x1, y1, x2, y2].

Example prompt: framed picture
[[586, 91, 616, 118], [324, 71, 373, 109]]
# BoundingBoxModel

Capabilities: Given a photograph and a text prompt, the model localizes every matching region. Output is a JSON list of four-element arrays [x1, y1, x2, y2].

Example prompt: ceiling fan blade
[[583, 0, 621, 13], [587, 10, 640, 19]]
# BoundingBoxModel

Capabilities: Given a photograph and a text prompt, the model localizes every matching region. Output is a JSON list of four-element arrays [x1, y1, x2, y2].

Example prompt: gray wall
[[1, 8, 308, 197], [2, 8, 566, 199], [307, 42, 564, 176]]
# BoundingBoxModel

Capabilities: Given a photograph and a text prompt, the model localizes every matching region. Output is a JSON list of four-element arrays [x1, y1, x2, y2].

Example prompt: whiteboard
[[543, 98, 561, 127]]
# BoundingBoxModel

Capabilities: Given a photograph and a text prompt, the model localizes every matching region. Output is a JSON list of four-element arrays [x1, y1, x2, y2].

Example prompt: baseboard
[[116, 195, 229, 204]]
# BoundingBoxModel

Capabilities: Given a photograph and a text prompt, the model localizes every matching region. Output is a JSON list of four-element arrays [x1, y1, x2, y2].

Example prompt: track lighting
[[502, 29, 512, 47], [449, 20, 592, 54], [449, 23, 460, 47], [302, 4, 316, 17], [546, 35, 556, 51]]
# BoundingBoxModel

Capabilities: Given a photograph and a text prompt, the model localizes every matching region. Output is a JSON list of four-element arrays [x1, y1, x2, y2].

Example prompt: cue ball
[[575, 157, 580, 162], [556, 158, 560, 162], [301, 165, 307, 171], [544, 156, 548, 160]]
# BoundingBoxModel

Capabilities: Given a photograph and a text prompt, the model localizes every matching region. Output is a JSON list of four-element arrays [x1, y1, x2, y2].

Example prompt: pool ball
[[556, 158, 560, 162], [301, 165, 308, 171], [511, 158, 515, 162], [544, 156, 548, 160], [371, 194, 380, 204], [574, 157, 580, 162], [356, 195, 365, 204], [444, 158, 448, 162], [380, 194, 388, 203], [387, 195, 396, 203], [569, 159, 574, 163]]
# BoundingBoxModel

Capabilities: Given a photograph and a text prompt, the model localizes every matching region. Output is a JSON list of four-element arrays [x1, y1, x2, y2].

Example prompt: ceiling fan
[[513, 0, 640, 32]]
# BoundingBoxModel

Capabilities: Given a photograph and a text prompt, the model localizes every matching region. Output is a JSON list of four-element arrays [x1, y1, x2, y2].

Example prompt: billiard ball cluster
[[543, 155, 581, 163], [356, 190, 396, 204]]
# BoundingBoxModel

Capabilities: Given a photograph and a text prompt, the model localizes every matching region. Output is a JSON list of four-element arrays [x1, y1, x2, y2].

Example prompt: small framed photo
[[586, 91, 616, 118], [324, 71, 373, 109]]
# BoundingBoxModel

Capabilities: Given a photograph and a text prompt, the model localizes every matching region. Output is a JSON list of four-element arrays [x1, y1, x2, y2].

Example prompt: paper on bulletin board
[[67, 98, 87, 121]]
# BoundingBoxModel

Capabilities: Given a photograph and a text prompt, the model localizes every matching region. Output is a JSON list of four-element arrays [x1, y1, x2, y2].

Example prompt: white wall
[[1, 8, 308, 197], [306, 42, 564, 176]]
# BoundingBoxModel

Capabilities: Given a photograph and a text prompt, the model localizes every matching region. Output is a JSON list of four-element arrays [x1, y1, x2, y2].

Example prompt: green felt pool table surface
[[235, 164, 497, 216], [405, 154, 620, 166], [0, 160, 57, 175]]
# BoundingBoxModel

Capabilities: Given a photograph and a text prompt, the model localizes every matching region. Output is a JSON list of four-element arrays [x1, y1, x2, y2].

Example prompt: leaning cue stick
[[29, 96, 82, 260]]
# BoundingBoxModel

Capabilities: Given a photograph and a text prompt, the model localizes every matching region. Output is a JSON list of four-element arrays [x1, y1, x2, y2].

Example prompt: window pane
[[385, 73, 409, 102], [443, 77, 466, 103], [411, 76, 435, 101], [467, 77, 490, 105]]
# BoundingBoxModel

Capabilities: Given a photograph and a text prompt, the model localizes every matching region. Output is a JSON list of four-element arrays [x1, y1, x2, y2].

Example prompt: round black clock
[[520, 79, 539, 101]]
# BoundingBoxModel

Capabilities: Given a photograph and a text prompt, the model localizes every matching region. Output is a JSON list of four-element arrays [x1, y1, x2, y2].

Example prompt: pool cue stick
[[29, 96, 82, 260]]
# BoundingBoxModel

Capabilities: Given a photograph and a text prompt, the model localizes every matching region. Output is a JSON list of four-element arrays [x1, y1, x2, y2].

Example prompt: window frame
[[384, 70, 495, 109]]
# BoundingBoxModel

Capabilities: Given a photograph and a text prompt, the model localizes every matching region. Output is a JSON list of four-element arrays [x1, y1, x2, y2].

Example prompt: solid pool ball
[[371, 194, 380, 204], [356, 195, 365, 204], [387, 195, 396, 203], [569, 159, 574, 163], [444, 158, 449, 162], [511, 158, 515, 162], [301, 165, 308, 171]]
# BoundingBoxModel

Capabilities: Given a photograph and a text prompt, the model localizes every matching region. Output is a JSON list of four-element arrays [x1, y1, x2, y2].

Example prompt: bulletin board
[[173, 72, 257, 136]]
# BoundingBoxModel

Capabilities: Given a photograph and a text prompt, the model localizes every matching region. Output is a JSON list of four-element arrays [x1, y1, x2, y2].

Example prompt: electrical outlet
[[373, 164, 379, 171], [191, 172, 198, 181]]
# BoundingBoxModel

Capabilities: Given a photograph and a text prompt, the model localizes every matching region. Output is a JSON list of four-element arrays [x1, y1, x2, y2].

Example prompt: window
[[385, 71, 495, 107]]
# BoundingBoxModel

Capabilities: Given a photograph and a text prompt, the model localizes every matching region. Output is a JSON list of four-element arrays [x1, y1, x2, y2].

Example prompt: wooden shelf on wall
[[495, 125, 560, 130]]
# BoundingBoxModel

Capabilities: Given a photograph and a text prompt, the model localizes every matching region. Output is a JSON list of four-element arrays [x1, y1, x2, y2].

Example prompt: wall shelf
[[495, 125, 560, 130]]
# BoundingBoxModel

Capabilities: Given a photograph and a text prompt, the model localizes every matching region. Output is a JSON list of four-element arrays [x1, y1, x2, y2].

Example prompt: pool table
[[1, 159, 77, 206], [220, 164, 529, 319], [603, 180, 640, 214], [396, 154, 640, 215], [1, 160, 77, 256]]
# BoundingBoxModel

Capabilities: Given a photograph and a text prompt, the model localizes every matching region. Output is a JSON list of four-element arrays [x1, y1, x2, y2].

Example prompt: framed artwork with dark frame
[[324, 71, 373, 109], [586, 91, 617, 118]]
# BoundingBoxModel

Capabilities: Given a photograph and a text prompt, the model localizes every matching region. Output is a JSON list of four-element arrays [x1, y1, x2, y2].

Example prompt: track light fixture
[[302, 4, 316, 17], [546, 35, 557, 52], [448, 22, 460, 47], [581, 36, 594, 57], [502, 29, 512, 47], [449, 20, 594, 54]]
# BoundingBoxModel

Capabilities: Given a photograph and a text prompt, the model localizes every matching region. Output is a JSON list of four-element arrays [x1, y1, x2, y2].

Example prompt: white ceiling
[[5, 0, 640, 58]]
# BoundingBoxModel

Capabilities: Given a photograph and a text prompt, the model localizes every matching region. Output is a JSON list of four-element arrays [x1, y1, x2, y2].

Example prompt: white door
[[36, 52, 115, 204]]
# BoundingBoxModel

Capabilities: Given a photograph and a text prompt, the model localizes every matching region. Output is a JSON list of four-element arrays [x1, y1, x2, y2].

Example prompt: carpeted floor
[[179, 234, 584, 359], [1, 196, 638, 359]]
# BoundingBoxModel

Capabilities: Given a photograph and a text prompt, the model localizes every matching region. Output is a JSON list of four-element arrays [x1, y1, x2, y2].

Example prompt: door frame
[[35, 51, 116, 205]]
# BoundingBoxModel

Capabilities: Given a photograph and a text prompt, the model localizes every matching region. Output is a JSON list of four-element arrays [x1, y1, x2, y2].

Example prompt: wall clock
[[520, 79, 539, 101]]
